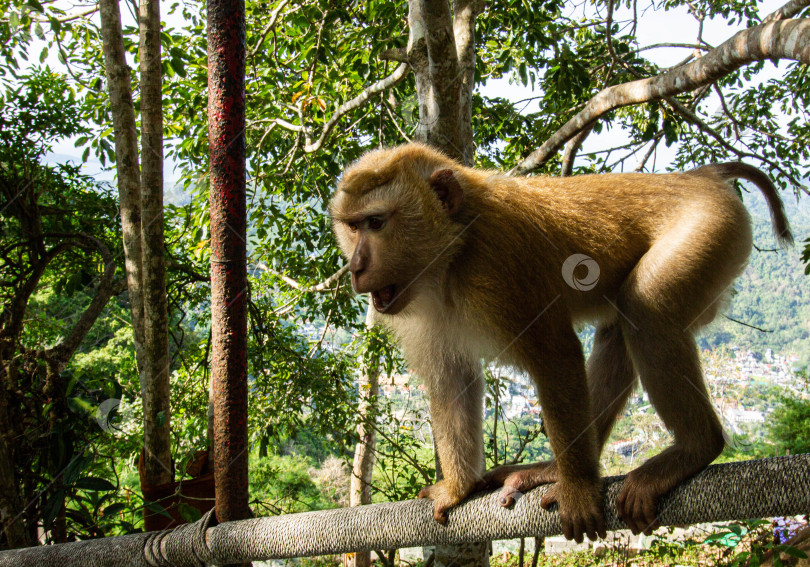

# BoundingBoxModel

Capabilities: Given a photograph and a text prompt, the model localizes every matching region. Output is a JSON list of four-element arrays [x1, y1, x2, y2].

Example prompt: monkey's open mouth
[[371, 285, 397, 312]]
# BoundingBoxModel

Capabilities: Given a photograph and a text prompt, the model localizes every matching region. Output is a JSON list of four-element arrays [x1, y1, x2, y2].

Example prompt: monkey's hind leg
[[588, 321, 638, 450], [481, 322, 636, 505], [615, 226, 739, 535], [479, 460, 559, 506]]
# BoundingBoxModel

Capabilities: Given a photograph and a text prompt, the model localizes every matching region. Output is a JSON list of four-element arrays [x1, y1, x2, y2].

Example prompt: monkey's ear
[[428, 169, 463, 215]]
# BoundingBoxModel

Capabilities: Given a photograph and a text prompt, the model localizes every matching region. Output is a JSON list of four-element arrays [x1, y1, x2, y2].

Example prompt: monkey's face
[[337, 212, 412, 315], [330, 144, 467, 316], [330, 195, 425, 316]]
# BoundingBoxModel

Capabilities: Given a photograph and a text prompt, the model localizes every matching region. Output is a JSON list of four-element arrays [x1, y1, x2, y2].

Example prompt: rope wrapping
[[0, 454, 807, 566]]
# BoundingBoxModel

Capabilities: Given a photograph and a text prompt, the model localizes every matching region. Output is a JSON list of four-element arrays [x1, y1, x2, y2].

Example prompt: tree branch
[[764, 0, 810, 22], [385, 100, 414, 142], [724, 315, 773, 333], [379, 48, 408, 62], [512, 18, 810, 174], [303, 64, 410, 153], [31, 6, 98, 22], [664, 94, 806, 188], [632, 43, 713, 55], [40, 234, 119, 369], [561, 123, 594, 176], [258, 263, 349, 293], [167, 257, 209, 283], [0, 242, 71, 343], [248, 0, 292, 59], [634, 130, 665, 171]]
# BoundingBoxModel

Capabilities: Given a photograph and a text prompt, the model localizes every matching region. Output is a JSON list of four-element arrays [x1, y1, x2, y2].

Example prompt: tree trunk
[[138, 0, 173, 486], [208, 0, 251, 530], [98, 0, 145, 375], [100, 0, 173, 491], [344, 308, 381, 567]]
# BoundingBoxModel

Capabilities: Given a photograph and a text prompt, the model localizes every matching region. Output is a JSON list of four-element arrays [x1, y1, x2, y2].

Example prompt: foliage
[[249, 453, 335, 515], [0, 72, 141, 543], [769, 387, 810, 455], [704, 519, 808, 566], [373, 390, 436, 503], [484, 369, 551, 469]]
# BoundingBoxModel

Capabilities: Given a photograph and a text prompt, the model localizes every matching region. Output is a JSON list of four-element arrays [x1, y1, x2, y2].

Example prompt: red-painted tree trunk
[[207, 0, 251, 526]]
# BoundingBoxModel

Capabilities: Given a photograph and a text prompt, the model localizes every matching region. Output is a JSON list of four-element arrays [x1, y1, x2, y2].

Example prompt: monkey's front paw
[[540, 481, 606, 543], [479, 461, 558, 507], [616, 473, 661, 536], [418, 479, 471, 524]]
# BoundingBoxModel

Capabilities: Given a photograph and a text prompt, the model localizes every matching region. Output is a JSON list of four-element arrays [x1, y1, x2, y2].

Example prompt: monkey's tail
[[691, 162, 794, 248]]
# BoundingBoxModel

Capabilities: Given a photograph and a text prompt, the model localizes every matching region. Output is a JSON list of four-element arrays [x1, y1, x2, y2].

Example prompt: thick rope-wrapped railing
[[1, 454, 808, 566]]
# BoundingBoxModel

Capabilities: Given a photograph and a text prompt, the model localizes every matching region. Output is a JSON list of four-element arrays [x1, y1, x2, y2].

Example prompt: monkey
[[329, 143, 792, 543]]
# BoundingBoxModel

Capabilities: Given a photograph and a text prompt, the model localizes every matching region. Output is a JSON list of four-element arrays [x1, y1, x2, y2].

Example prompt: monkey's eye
[[367, 216, 385, 231], [347, 222, 358, 233]]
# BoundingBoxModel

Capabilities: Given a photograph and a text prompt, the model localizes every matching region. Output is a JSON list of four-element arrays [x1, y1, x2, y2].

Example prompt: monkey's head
[[330, 144, 466, 315]]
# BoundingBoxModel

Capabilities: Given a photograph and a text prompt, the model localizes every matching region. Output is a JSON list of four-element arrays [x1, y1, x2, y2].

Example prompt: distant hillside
[[698, 184, 810, 364]]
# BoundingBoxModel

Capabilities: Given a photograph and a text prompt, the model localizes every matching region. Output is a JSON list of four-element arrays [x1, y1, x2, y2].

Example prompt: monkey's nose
[[349, 254, 367, 275]]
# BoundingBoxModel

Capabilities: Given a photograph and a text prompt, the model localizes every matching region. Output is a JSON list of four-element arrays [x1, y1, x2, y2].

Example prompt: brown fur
[[330, 143, 792, 542]]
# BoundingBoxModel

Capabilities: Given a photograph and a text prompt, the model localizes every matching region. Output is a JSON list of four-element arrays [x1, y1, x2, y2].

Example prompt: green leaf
[[48, 15, 61, 33], [63, 455, 92, 486], [68, 396, 95, 414], [170, 58, 186, 77]]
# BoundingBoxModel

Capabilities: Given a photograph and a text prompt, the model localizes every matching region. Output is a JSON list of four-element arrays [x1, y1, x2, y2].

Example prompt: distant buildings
[[372, 345, 804, 452]]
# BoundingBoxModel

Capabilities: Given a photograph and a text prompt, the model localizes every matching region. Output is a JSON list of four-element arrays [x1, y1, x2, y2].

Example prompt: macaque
[[329, 143, 792, 543]]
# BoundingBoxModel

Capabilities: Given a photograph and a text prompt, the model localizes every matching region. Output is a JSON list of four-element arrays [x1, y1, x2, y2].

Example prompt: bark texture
[[208, 0, 251, 525], [139, 0, 173, 486], [98, 0, 145, 375], [453, 0, 479, 165], [407, 0, 480, 164], [100, 0, 173, 495]]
